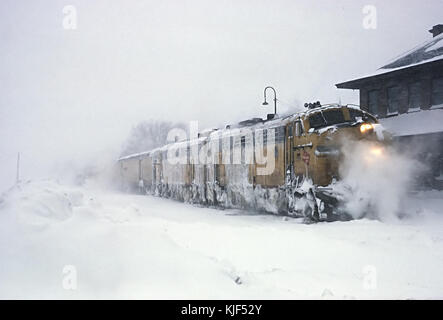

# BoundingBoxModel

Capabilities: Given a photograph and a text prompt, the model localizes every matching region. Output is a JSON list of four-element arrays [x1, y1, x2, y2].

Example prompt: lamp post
[[262, 86, 277, 116]]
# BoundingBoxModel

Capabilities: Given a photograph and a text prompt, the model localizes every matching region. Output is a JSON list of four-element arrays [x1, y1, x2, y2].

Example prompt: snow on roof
[[118, 150, 151, 162], [337, 33, 443, 86], [379, 107, 443, 137], [382, 32, 443, 69]]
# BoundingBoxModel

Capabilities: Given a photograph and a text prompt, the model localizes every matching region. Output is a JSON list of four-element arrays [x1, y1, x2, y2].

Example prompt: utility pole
[[16, 152, 20, 184]]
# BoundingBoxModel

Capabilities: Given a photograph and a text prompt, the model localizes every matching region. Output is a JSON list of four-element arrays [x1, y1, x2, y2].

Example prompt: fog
[[1, 0, 442, 191]]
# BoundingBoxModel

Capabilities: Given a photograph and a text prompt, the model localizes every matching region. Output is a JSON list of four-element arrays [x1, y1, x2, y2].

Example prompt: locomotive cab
[[289, 105, 384, 187]]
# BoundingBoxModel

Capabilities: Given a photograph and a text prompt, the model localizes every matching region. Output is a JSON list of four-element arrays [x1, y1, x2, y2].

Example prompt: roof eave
[[335, 68, 403, 89], [336, 58, 443, 90], [335, 81, 364, 90]]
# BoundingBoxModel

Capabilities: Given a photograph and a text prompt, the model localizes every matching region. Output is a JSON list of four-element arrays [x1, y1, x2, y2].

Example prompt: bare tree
[[120, 120, 187, 156]]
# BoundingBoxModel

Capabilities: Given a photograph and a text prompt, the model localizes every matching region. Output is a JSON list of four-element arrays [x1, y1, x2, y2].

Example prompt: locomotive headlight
[[360, 123, 373, 134], [370, 146, 383, 156]]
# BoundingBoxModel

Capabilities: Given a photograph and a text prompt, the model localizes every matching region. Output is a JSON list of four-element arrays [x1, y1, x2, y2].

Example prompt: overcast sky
[[1, 0, 442, 190]]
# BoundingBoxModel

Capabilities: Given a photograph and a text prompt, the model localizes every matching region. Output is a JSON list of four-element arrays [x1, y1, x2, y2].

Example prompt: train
[[118, 103, 385, 222]]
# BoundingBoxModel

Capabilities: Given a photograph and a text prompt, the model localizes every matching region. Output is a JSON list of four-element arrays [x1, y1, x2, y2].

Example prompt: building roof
[[336, 32, 443, 89]]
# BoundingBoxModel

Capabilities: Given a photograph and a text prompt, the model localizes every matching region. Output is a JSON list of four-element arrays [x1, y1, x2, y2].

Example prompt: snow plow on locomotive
[[118, 104, 387, 222]]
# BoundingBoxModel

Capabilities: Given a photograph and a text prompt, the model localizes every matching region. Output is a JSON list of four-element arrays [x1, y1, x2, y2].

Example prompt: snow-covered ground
[[1, 180, 443, 299]]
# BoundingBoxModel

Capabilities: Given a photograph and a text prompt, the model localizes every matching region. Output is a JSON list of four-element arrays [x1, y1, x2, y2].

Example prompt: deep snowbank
[[0, 180, 442, 299]]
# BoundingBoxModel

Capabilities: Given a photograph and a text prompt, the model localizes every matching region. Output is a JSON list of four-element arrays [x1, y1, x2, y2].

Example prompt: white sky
[[1, 0, 442, 190]]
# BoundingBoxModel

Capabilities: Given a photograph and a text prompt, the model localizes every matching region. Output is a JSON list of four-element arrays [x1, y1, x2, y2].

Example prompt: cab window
[[349, 108, 377, 123], [308, 110, 346, 130]]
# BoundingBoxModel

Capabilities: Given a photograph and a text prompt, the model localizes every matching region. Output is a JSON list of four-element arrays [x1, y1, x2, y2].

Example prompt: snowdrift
[[0, 180, 443, 299]]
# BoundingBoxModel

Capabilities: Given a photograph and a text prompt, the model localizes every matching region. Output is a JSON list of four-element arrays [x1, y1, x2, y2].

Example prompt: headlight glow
[[360, 123, 373, 134], [370, 146, 383, 156]]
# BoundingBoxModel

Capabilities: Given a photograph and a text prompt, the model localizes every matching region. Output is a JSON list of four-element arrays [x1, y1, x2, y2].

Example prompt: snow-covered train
[[118, 104, 385, 222]]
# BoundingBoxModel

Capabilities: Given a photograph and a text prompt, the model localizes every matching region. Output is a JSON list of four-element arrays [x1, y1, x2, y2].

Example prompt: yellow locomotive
[[118, 104, 384, 221]]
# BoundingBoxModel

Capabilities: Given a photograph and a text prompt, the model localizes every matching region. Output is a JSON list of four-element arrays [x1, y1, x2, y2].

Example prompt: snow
[[382, 32, 443, 68], [1, 180, 443, 299], [425, 40, 443, 52], [431, 103, 443, 110], [373, 123, 385, 140], [118, 150, 151, 161], [120, 105, 365, 163], [337, 33, 443, 86], [379, 108, 443, 137], [317, 125, 338, 135]]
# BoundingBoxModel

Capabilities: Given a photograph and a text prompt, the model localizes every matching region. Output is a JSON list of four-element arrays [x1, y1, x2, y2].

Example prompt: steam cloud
[[336, 140, 422, 221]]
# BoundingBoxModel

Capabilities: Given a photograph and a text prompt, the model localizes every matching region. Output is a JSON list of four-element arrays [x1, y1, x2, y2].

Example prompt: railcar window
[[230, 136, 234, 164], [275, 126, 285, 143], [252, 132, 256, 163], [308, 110, 346, 129], [219, 138, 222, 156], [241, 136, 246, 164]]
